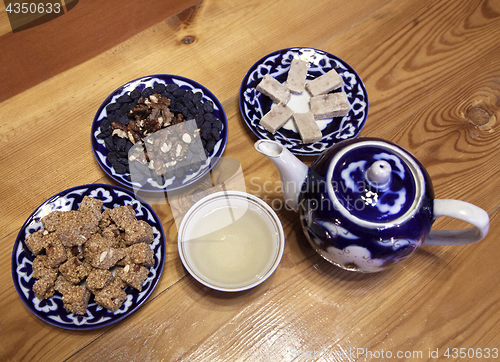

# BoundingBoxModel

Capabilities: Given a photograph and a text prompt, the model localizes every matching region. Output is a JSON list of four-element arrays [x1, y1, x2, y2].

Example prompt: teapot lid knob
[[366, 160, 392, 188], [325, 139, 427, 227]]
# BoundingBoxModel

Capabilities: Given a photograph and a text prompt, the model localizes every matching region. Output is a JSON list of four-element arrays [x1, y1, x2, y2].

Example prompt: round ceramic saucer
[[91, 74, 228, 192], [11, 184, 165, 330], [239, 47, 368, 156]]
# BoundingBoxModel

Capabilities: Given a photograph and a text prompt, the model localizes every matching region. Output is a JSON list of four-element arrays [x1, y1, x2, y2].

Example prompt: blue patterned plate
[[91, 74, 228, 192], [239, 47, 368, 156], [11, 184, 166, 330]]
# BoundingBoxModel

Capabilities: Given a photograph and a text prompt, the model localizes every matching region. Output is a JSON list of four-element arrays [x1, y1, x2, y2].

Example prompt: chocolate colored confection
[[86, 269, 114, 293], [113, 268, 128, 289], [101, 224, 120, 240], [40, 210, 63, 232], [43, 233, 68, 268], [127, 243, 155, 267], [78, 196, 104, 221], [83, 233, 116, 259], [33, 276, 56, 300], [61, 285, 91, 315], [124, 220, 154, 245], [32, 254, 58, 301], [32, 255, 59, 280], [120, 264, 149, 291], [24, 230, 45, 255], [109, 205, 137, 230], [115, 251, 133, 267], [59, 257, 92, 284], [55, 211, 92, 247], [99, 208, 113, 229], [93, 283, 127, 312], [79, 210, 101, 236], [54, 274, 73, 295], [90, 247, 126, 270], [66, 244, 84, 260]]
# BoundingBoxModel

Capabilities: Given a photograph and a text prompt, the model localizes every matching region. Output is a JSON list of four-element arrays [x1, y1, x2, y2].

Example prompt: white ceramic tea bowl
[[177, 190, 285, 292]]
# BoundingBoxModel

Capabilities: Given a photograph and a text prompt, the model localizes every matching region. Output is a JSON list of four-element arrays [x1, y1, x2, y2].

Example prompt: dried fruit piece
[[100, 82, 224, 179]]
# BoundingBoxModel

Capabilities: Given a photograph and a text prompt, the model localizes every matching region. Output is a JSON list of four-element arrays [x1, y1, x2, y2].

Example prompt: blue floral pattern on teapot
[[255, 137, 489, 273]]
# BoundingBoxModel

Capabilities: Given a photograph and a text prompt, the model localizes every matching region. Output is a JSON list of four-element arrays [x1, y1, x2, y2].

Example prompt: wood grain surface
[[0, 0, 499, 361]]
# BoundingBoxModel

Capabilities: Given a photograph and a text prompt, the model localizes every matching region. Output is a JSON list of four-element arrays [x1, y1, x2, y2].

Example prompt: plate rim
[[11, 183, 166, 330], [238, 47, 369, 156], [91, 73, 229, 192]]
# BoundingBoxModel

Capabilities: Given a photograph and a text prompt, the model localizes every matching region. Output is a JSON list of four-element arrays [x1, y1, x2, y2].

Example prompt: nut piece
[[113, 129, 128, 138], [91, 247, 125, 269], [161, 141, 172, 153], [99, 251, 108, 262]]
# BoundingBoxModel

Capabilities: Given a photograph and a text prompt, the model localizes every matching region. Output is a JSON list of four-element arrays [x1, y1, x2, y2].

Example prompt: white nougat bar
[[310, 92, 350, 119], [256, 74, 290, 104], [286, 58, 309, 94], [305, 68, 344, 96], [292, 112, 322, 143], [259, 104, 294, 134]]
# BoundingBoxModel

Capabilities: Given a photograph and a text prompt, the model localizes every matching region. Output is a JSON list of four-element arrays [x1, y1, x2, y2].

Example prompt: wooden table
[[1, 0, 499, 361]]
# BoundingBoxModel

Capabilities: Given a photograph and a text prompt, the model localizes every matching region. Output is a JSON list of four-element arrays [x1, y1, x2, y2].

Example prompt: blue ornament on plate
[[11, 184, 165, 329]]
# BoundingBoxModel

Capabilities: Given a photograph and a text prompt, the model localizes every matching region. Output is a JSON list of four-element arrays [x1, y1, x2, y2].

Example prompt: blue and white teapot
[[255, 137, 489, 272]]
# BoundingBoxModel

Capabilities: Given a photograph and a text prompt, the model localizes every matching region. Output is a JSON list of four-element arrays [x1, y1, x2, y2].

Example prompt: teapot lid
[[326, 139, 425, 228]]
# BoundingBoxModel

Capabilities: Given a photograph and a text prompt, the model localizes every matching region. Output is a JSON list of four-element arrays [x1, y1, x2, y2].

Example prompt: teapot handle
[[425, 199, 489, 245]]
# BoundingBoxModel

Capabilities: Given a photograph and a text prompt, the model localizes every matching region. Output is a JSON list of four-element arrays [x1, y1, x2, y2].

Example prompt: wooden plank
[[324, 0, 500, 140], [0, 1, 12, 35], [0, 0, 200, 102]]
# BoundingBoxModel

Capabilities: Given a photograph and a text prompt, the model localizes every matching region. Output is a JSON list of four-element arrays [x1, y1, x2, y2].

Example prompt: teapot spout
[[254, 140, 308, 211]]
